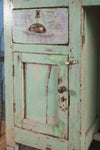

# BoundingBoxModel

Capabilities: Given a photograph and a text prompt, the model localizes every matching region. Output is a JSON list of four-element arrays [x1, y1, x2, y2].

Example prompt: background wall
[[0, 0, 5, 139], [0, 0, 4, 101]]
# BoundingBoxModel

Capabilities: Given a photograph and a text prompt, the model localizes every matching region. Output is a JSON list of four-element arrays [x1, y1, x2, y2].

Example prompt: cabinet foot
[[7, 144, 19, 150]]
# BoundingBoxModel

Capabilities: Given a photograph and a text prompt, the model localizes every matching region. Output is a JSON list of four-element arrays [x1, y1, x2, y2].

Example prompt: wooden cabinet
[[4, 0, 100, 150]]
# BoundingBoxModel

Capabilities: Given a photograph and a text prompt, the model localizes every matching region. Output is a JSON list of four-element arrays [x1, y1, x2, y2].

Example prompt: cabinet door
[[14, 52, 69, 140]]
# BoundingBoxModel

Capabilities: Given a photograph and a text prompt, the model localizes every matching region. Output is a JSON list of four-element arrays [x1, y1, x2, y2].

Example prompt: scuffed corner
[[53, 120, 65, 139]]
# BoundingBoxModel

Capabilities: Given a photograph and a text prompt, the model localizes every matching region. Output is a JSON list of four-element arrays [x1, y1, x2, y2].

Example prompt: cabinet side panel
[[81, 7, 99, 149], [4, 0, 15, 147]]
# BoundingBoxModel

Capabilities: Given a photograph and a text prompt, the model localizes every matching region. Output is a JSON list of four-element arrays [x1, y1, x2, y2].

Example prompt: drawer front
[[13, 8, 68, 44]]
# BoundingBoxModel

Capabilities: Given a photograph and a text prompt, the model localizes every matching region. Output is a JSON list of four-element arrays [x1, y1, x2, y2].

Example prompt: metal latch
[[65, 60, 79, 65]]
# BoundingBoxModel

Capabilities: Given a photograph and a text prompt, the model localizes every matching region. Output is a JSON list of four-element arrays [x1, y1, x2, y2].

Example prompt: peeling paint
[[53, 120, 65, 139], [49, 55, 68, 79]]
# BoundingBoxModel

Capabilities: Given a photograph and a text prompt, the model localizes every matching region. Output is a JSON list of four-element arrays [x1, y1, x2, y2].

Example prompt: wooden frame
[[82, 0, 100, 6]]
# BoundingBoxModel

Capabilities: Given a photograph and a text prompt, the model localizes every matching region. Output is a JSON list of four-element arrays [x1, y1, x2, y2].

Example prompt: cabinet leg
[[15, 143, 19, 150], [6, 144, 19, 150]]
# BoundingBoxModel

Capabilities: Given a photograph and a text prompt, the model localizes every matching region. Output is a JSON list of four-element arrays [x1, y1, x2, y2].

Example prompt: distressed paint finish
[[4, 0, 18, 149], [69, 0, 81, 149], [15, 127, 69, 150], [85, 119, 99, 150], [82, 0, 100, 6], [13, 44, 70, 55], [13, 8, 68, 44], [81, 7, 100, 150], [12, 0, 68, 8], [25, 64, 58, 124], [14, 53, 69, 140], [5, 0, 100, 150]]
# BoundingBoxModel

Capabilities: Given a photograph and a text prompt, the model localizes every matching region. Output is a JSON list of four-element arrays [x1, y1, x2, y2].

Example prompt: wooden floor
[[0, 121, 6, 150]]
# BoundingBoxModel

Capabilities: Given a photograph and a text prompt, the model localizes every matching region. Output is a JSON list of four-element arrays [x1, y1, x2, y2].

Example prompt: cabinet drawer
[[13, 8, 68, 45]]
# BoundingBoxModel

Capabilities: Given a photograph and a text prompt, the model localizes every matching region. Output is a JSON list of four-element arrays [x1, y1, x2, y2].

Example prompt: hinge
[[12, 65, 15, 77], [65, 60, 79, 65], [13, 103, 16, 112]]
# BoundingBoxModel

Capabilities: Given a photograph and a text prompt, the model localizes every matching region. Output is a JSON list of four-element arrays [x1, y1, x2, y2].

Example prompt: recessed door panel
[[25, 63, 58, 125], [14, 53, 69, 139]]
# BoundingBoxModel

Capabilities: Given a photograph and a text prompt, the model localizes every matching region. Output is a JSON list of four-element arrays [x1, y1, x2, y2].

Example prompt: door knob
[[58, 86, 67, 94]]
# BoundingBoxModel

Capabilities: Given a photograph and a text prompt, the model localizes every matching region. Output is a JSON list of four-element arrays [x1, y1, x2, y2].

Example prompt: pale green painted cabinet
[[4, 0, 100, 150]]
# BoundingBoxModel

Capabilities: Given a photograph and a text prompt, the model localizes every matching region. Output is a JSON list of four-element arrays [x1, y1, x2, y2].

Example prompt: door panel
[[14, 52, 69, 139], [25, 63, 58, 125]]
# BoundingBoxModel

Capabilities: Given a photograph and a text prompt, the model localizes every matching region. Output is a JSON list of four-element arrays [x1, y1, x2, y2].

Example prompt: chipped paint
[[53, 120, 65, 139], [13, 8, 68, 44], [49, 55, 68, 79]]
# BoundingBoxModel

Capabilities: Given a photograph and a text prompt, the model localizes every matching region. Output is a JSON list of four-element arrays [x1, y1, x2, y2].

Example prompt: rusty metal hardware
[[28, 23, 46, 33], [60, 96, 67, 111], [65, 60, 79, 65], [35, 10, 40, 18], [58, 86, 67, 94]]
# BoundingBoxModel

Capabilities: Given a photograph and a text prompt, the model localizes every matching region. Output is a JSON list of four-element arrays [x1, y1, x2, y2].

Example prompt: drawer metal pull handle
[[28, 23, 46, 33]]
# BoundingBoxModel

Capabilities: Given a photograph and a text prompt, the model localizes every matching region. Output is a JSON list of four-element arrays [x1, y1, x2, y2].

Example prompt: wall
[[0, 0, 4, 101]]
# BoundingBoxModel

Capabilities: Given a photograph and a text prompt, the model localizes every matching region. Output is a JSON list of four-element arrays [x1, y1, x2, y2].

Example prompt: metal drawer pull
[[28, 23, 46, 33]]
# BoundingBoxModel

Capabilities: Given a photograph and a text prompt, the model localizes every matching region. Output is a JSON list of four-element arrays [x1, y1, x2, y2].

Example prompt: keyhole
[[61, 97, 65, 102], [35, 10, 40, 18]]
